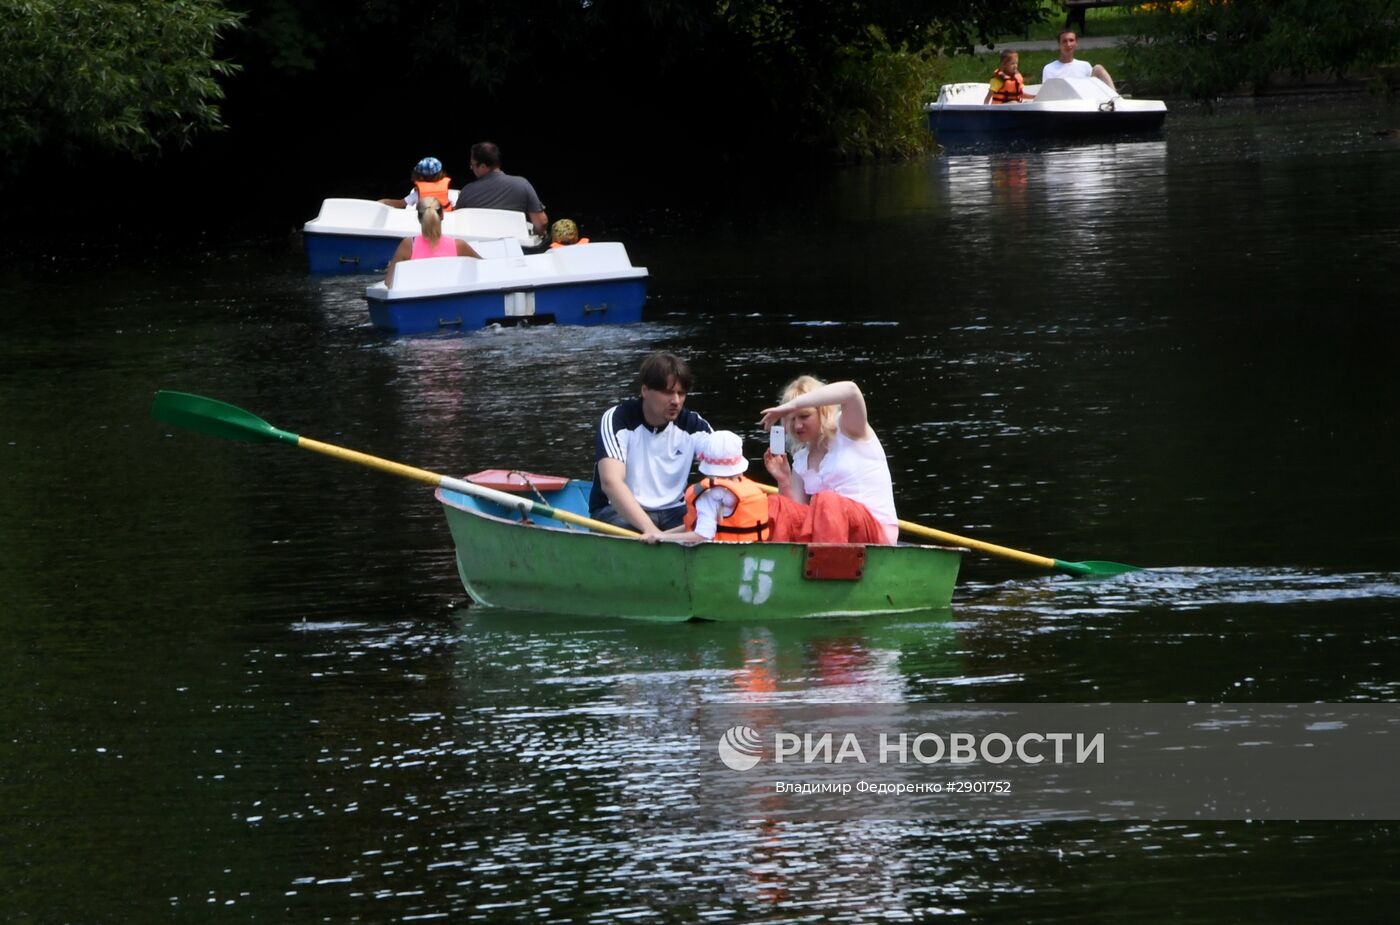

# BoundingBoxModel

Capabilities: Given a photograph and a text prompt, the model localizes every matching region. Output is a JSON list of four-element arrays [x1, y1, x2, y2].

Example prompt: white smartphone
[[769, 424, 785, 455]]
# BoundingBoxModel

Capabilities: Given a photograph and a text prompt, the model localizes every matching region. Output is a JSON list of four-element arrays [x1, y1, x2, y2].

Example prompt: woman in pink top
[[385, 196, 480, 287], [760, 376, 899, 545]]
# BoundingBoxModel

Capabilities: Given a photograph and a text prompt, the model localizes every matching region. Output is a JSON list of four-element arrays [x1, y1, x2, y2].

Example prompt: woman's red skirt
[[766, 492, 891, 545]]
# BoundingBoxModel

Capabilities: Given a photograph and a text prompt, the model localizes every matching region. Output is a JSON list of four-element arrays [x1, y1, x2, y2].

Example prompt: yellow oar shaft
[[296, 436, 638, 539], [755, 481, 1057, 570], [299, 436, 443, 487], [887, 521, 1056, 569]]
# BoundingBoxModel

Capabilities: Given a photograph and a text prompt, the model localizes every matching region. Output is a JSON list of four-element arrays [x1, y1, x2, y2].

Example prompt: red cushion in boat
[[465, 469, 571, 493]]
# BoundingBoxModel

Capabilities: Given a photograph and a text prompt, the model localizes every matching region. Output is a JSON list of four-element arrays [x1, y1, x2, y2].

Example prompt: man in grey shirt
[[458, 141, 549, 239]]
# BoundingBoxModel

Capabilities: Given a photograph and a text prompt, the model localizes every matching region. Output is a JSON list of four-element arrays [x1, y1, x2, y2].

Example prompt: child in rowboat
[[984, 50, 1034, 105], [644, 431, 771, 545]]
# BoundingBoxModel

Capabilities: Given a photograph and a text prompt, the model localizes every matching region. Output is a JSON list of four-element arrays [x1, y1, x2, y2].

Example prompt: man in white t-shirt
[[1041, 30, 1117, 92]]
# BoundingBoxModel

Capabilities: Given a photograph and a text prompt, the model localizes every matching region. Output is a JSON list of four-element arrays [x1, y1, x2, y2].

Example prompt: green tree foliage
[[224, 0, 1045, 159], [0, 0, 1049, 170], [818, 30, 940, 158], [1124, 0, 1400, 102], [702, 0, 1048, 157], [0, 0, 242, 166]]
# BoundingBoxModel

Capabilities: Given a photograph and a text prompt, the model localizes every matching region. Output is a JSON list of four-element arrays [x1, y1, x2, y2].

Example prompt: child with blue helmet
[[378, 156, 459, 210]]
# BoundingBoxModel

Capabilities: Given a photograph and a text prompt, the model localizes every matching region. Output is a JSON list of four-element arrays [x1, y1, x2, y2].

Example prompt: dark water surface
[[4, 95, 1400, 921]]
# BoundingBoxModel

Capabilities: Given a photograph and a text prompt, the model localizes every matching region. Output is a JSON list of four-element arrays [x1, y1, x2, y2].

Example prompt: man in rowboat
[[590, 352, 714, 540]]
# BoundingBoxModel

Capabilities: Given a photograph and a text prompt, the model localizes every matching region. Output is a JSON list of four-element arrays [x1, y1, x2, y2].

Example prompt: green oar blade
[[1053, 559, 1142, 577], [150, 391, 299, 445]]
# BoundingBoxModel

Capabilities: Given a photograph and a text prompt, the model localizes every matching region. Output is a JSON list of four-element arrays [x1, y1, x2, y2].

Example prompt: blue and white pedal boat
[[925, 77, 1166, 147], [303, 198, 543, 273], [364, 240, 649, 334]]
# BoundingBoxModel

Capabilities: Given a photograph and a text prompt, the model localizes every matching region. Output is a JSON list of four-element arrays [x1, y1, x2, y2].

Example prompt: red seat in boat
[[465, 469, 570, 493]]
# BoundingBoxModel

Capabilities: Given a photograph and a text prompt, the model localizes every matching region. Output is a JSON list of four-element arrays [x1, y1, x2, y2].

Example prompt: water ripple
[[964, 568, 1400, 616]]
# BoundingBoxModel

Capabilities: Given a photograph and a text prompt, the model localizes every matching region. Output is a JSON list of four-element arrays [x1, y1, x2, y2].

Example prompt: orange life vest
[[683, 476, 771, 542], [549, 238, 590, 248], [414, 177, 453, 211], [989, 69, 1026, 104]]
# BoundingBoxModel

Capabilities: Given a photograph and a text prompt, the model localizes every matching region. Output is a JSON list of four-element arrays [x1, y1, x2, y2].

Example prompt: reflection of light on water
[[942, 140, 1168, 208], [290, 620, 370, 632], [935, 671, 1025, 688], [332, 322, 698, 461], [961, 568, 1400, 617], [523, 619, 940, 704], [250, 612, 1380, 918], [714, 644, 909, 704], [938, 140, 1173, 302], [308, 274, 372, 328], [790, 320, 902, 327]]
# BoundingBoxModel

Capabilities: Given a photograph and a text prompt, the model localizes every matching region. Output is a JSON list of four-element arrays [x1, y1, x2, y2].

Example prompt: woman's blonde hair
[[417, 196, 444, 244], [781, 375, 838, 445]]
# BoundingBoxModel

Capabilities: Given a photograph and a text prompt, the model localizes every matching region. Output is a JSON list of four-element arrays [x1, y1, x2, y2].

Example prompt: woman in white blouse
[[759, 376, 898, 545]]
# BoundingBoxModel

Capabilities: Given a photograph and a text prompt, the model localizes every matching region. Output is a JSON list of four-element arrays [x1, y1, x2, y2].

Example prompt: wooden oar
[[149, 390, 638, 538], [754, 482, 1138, 577]]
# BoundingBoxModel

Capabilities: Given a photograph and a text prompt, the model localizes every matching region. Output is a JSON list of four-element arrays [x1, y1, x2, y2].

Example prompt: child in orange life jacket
[[984, 50, 1035, 105], [643, 431, 771, 546], [548, 218, 590, 248], [378, 156, 458, 211]]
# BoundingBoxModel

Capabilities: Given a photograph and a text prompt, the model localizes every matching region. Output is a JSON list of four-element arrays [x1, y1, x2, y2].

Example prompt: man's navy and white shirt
[[589, 398, 712, 515]]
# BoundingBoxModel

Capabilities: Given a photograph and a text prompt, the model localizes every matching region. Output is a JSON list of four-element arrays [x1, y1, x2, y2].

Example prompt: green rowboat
[[437, 478, 963, 621], [147, 392, 1127, 613]]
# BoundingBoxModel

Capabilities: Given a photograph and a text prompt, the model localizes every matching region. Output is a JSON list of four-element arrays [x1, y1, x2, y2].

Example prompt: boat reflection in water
[[941, 139, 1168, 211], [940, 139, 1170, 300], [452, 609, 963, 907]]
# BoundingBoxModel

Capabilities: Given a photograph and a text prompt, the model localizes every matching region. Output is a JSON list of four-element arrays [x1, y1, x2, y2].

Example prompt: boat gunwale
[[368, 268, 650, 303], [303, 201, 539, 245], [433, 483, 967, 555]]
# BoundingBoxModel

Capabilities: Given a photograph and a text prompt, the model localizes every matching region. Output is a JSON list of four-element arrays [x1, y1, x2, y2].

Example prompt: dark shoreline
[[0, 87, 1393, 261]]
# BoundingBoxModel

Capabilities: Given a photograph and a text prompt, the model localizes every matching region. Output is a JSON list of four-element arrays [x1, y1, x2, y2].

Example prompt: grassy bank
[[932, 0, 1400, 103], [1015, 2, 1144, 41], [930, 1, 1141, 94]]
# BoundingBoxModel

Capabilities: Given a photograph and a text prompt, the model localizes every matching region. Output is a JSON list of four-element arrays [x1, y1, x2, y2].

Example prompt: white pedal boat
[[303, 198, 544, 273], [925, 77, 1166, 146], [364, 240, 649, 334]]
